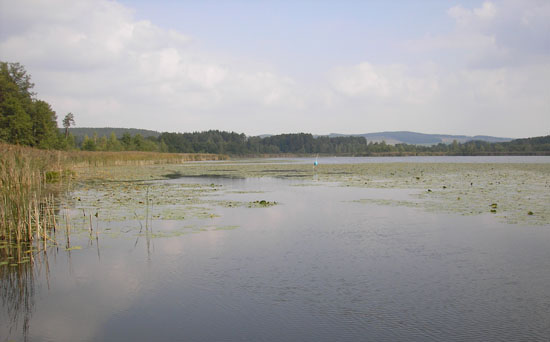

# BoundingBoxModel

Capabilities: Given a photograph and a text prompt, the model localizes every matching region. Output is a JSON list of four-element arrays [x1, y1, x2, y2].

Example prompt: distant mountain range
[[327, 131, 512, 145], [67, 128, 512, 146]]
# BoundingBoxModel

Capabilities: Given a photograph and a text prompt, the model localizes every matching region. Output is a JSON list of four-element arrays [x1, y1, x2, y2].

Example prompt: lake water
[[2, 158, 550, 341], [214, 155, 550, 165]]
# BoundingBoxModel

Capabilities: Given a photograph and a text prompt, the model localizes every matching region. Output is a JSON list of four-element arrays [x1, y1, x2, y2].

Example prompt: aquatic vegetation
[[1, 143, 225, 258], [59, 175, 278, 240], [248, 200, 278, 208], [73, 161, 550, 226], [351, 198, 421, 208], [214, 225, 239, 231], [53, 158, 550, 248]]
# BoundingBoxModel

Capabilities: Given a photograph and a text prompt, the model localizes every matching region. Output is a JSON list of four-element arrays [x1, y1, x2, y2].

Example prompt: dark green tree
[[81, 135, 96, 151], [31, 100, 58, 148], [63, 113, 75, 138], [120, 132, 133, 150], [1, 61, 62, 148], [0, 96, 32, 145]]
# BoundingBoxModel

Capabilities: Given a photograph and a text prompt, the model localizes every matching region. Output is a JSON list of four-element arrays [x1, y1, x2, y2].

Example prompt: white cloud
[[409, 0, 550, 68], [330, 62, 439, 104], [324, 58, 550, 137], [0, 0, 302, 131], [331, 0, 550, 137], [448, 1, 497, 25], [0, 0, 548, 137]]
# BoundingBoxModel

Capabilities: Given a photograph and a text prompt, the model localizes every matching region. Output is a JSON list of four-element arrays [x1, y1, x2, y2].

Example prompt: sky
[[0, 0, 549, 138]]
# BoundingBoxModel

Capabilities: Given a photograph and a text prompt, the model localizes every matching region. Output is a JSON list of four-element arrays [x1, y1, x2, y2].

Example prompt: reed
[[0, 143, 227, 246], [0, 144, 61, 245], [63, 150, 228, 167]]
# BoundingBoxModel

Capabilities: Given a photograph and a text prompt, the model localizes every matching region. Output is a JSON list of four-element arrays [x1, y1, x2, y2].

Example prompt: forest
[[1, 61, 549, 156]]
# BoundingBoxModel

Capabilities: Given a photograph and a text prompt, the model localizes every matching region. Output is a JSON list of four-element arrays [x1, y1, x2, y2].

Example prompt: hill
[[329, 131, 512, 145]]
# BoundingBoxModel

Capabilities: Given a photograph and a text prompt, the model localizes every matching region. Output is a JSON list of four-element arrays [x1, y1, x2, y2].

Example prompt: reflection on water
[[2, 175, 550, 341], [1, 243, 51, 341]]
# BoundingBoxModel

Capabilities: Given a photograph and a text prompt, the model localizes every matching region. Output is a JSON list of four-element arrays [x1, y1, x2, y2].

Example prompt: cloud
[[0, 0, 302, 131], [0, 0, 548, 137], [323, 0, 550, 137], [448, 1, 497, 25], [408, 0, 550, 68], [329, 62, 439, 104], [325, 58, 550, 137]]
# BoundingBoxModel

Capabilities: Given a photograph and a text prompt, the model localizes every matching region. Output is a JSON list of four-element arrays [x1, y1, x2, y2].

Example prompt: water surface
[[209, 155, 550, 165], [2, 163, 550, 341]]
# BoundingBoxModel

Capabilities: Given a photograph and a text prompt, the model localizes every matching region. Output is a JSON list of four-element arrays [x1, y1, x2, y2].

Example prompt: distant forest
[[2, 62, 549, 156], [64, 129, 550, 156]]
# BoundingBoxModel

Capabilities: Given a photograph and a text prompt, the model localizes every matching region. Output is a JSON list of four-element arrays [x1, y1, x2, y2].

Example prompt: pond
[[2, 158, 550, 341]]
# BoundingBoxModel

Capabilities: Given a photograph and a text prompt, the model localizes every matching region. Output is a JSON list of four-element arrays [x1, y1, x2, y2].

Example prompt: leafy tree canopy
[[0, 61, 64, 149]]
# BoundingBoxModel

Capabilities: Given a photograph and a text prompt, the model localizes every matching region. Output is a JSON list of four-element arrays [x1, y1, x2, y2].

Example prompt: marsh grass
[[65, 150, 227, 167], [0, 144, 63, 246], [1, 143, 226, 249]]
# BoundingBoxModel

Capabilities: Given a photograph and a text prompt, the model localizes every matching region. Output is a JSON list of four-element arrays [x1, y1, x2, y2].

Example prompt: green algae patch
[[352, 198, 421, 208], [227, 190, 266, 194], [248, 200, 278, 208], [214, 225, 239, 231], [211, 200, 248, 208]]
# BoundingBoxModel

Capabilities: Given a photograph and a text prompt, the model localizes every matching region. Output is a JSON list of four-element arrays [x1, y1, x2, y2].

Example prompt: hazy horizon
[[1, 0, 549, 139]]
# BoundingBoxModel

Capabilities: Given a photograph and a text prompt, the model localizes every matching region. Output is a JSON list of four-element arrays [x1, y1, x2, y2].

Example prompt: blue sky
[[122, 1, 456, 74], [1, 0, 549, 138]]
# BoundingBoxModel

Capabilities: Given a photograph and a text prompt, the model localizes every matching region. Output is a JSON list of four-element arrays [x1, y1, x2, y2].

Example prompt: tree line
[[2, 62, 549, 155], [79, 130, 549, 155], [155, 131, 550, 155], [159, 131, 370, 154]]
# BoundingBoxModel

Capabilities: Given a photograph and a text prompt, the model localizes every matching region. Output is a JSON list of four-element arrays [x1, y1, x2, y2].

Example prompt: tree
[[107, 132, 122, 151], [132, 134, 145, 150], [0, 62, 35, 100], [97, 135, 108, 151], [0, 96, 32, 144], [120, 132, 133, 150], [1, 62, 34, 144], [81, 135, 96, 151], [0, 62, 66, 148], [31, 100, 58, 148], [63, 113, 75, 138]]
